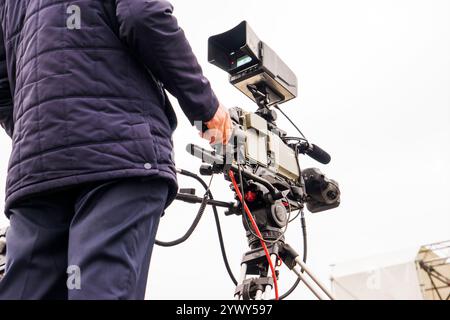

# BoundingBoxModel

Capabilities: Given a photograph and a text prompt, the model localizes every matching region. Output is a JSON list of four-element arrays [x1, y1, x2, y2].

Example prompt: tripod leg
[[295, 257, 335, 300], [255, 289, 264, 300], [234, 263, 248, 300], [292, 265, 325, 300], [263, 254, 278, 300]]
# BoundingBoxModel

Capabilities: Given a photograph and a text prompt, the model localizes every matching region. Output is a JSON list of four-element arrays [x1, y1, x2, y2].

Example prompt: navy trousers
[[0, 177, 169, 300]]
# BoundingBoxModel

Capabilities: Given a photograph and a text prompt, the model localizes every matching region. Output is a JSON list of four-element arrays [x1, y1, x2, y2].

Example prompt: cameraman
[[0, 0, 231, 299]]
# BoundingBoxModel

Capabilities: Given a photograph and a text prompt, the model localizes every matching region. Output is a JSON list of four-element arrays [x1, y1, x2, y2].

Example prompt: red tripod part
[[244, 191, 257, 203]]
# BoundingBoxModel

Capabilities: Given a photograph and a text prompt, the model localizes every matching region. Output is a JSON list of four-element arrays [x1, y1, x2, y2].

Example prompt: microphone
[[303, 143, 331, 165]]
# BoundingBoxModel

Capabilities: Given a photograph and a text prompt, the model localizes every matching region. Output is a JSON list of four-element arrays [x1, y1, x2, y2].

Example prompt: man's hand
[[202, 103, 233, 145]]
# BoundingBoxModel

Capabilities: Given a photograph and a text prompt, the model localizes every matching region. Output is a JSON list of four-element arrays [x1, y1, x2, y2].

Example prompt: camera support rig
[[234, 240, 336, 300], [185, 137, 337, 300], [161, 20, 341, 300], [208, 21, 340, 299]]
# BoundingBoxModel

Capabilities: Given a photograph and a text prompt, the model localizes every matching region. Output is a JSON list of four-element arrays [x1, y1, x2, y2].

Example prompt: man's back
[[0, 0, 219, 212], [0, 0, 231, 300]]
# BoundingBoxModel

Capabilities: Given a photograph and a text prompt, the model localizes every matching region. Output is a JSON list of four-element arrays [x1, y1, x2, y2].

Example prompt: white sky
[[1, 0, 449, 300]]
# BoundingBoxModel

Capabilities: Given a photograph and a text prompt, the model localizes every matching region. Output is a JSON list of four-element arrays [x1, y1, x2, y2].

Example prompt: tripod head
[[228, 175, 291, 249]]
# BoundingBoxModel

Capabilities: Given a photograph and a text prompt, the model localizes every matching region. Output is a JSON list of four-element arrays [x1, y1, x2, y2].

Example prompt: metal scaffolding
[[416, 240, 450, 300]]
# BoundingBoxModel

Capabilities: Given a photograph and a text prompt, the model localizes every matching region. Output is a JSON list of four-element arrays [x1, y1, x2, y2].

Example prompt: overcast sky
[[1, 0, 449, 300]]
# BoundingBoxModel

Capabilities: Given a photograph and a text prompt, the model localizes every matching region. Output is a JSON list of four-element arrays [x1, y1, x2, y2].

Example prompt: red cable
[[229, 170, 280, 300]]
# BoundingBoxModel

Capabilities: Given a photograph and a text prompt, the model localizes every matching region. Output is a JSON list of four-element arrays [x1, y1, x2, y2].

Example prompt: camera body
[[229, 107, 300, 183], [190, 21, 342, 217]]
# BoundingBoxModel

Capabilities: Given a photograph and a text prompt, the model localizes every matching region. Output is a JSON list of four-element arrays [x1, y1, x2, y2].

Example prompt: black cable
[[279, 211, 307, 300], [274, 105, 307, 139], [289, 210, 301, 223], [188, 171, 238, 285], [155, 195, 208, 247], [156, 166, 308, 295], [156, 169, 237, 285], [213, 200, 238, 285]]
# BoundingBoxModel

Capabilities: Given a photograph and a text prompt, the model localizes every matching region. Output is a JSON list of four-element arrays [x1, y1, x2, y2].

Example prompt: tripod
[[180, 85, 340, 299], [234, 239, 336, 300], [229, 167, 336, 301], [176, 167, 337, 300], [174, 163, 337, 300]]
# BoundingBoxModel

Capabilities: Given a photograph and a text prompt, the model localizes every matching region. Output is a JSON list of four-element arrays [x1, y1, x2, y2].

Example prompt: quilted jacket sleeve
[[0, 24, 13, 138], [114, 0, 219, 124]]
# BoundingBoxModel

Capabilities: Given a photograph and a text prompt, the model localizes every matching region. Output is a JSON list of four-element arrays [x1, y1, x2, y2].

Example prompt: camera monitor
[[208, 21, 298, 107]]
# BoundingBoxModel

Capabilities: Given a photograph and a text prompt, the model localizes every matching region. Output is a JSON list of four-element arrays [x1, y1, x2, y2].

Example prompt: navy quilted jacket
[[0, 0, 219, 213]]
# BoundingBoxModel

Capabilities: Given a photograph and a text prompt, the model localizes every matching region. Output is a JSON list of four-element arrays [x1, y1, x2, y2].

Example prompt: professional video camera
[[159, 21, 341, 300], [191, 21, 339, 211]]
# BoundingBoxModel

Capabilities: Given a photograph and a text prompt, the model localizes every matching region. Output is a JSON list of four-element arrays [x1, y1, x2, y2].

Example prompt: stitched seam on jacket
[[15, 72, 71, 104], [14, 95, 146, 123], [7, 167, 164, 198], [8, 137, 152, 171], [16, 46, 124, 78]]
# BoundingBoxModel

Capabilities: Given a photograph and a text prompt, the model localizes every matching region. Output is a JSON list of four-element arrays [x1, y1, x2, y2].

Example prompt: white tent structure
[[330, 241, 450, 300]]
